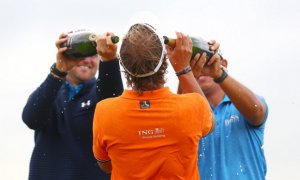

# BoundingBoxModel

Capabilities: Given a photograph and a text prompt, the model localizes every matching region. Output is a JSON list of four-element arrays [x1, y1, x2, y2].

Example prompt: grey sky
[[0, 0, 299, 179]]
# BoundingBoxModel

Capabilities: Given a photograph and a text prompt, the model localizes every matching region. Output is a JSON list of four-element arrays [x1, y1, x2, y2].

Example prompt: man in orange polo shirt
[[93, 23, 218, 179]]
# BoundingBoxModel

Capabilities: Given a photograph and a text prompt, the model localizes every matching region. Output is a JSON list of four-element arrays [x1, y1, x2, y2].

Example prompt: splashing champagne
[[61, 31, 119, 58], [163, 36, 222, 65]]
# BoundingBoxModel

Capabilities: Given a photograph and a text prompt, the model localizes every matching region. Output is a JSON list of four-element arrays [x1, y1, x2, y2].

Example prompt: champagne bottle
[[163, 36, 221, 65], [61, 31, 119, 58]]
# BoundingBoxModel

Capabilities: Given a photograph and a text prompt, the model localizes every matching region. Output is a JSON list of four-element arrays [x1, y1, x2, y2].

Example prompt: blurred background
[[0, 0, 299, 179]]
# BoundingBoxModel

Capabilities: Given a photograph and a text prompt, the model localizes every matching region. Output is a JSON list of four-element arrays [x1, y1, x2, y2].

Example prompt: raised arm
[[166, 32, 215, 133], [96, 32, 123, 101], [22, 76, 63, 129], [166, 32, 203, 95], [191, 39, 267, 126], [22, 32, 81, 129], [217, 68, 267, 126]]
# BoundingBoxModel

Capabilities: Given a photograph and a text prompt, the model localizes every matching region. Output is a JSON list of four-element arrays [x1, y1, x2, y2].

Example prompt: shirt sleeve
[[197, 95, 214, 137], [93, 103, 110, 162], [22, 74, 64, 130], [97, 59, 124, 101]]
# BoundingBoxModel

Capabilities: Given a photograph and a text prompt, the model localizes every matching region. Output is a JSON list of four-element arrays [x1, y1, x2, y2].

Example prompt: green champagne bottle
[[163, 36, 221, 65], [61, 30, 119, 58]]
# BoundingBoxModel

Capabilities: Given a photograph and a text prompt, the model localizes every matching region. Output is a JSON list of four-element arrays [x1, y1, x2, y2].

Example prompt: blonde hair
[[120, 23, 167, 94]]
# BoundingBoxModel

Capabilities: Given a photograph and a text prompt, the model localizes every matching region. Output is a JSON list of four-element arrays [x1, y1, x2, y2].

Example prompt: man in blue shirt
[[22, 30, 123, 180], [189, 42, 268, 180]]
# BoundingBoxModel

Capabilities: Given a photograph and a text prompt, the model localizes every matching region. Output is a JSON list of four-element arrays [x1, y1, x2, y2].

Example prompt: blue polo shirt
[[198, 95, 268, 180]]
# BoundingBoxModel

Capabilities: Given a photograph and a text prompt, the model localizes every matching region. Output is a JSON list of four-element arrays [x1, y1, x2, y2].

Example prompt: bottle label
[[62, 28, 98, 58]]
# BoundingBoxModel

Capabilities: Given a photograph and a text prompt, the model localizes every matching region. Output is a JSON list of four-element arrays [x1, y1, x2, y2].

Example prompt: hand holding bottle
[[164, 36, 222, 66], [55, 32, 82, 73], [190, 39, 223, 79], [165, 32, 192, 73], [60, 29, 119, 59], [96, 32, 118, 61]]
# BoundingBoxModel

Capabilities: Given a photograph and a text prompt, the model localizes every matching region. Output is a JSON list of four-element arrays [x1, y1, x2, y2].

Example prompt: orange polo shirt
[[93, 87, 213, 180]]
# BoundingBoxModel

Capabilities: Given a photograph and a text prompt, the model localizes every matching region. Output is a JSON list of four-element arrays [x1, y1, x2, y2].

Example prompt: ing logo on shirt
[[138, 128, 165, 139]]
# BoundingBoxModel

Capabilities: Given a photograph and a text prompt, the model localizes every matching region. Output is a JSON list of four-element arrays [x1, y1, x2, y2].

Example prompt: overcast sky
[[0, 0, 299, 179]]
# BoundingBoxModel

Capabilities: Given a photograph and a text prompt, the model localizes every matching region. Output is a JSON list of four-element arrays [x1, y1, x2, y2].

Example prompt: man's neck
[[66, 75, 80, 88], [205, 86, 225, 108]]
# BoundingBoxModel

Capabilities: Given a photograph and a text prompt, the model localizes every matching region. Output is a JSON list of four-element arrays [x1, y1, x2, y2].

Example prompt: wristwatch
[[213, 66, 228, 83], [50, 63, 67, 78]]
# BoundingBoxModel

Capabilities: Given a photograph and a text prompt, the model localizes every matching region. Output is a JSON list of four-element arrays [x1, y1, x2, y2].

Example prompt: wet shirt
[[22, 60, 123, 180], [93, 87, 214, 180], [198, 95, 268, 180]]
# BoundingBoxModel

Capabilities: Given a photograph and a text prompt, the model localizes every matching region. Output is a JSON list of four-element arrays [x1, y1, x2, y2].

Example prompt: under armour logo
[[140, 100, 150, 109], [81, 100, 91, 108]]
